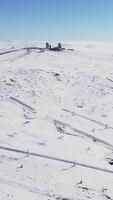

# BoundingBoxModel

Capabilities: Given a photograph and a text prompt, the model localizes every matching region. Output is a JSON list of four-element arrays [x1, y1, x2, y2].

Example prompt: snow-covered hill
[[0, 40, 113, 200]]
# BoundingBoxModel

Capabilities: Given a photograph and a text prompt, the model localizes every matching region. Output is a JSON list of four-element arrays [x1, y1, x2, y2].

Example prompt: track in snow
[[0, 145, 113, 174], [62, 108, 113, 130], [54, 120, 113, 150], [10, 97, 36, 112]]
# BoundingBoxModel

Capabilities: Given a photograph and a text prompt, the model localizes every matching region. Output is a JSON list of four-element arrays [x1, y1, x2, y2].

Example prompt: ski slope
[[0, 40, 113, 199]]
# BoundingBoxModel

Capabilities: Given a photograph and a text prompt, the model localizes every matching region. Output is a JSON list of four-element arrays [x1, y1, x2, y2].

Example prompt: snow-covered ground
[[0, 40, 113, 199]]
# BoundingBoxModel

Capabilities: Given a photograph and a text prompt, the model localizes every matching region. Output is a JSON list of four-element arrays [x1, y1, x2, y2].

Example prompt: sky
[[0, 0, 113, 41]]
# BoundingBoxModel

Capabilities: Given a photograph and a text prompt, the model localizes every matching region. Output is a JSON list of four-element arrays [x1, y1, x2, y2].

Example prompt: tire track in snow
[[62, 108, 113, 130], [54, 120, 113, 150], [0, 146, 113, 174], [10, 97, 36, 112], [0, 178, 51, 198]]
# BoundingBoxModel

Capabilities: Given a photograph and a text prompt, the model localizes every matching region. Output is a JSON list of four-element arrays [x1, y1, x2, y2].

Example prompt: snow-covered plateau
[[0, 40, 113, 199]]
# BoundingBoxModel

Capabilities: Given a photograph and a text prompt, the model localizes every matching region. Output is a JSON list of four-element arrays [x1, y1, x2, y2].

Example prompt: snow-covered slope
[[0, 40, 113, 200]]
